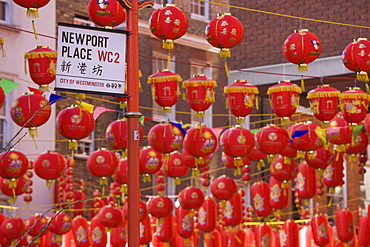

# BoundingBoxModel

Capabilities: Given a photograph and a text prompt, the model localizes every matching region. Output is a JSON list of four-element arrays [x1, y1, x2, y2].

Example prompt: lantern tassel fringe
[[356, 71, 369, 82], [27, 8, 39, 18], [300, 75, 305, 92], [0, 37, 6, 58], [31, 20, 38, 40]]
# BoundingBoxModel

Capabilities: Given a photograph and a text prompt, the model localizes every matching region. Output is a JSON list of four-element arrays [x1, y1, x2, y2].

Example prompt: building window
[[73, 16, 95, 27], [190, 0, 209, 21], [74, 132, 95, 159], [153, 0, 173, 8], [0, 0, 9, 23]]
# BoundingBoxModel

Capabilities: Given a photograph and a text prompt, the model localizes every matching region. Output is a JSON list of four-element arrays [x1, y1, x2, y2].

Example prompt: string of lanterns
[[2, 1, 370, 247]]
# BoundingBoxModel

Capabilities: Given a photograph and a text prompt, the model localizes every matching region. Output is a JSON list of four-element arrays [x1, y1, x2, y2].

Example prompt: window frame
[[0, 0, 10, 24], [190, 0, 209, 22]]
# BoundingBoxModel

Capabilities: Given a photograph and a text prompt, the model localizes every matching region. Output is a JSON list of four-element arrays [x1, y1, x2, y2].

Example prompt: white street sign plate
[[56, 23, 127, 96]]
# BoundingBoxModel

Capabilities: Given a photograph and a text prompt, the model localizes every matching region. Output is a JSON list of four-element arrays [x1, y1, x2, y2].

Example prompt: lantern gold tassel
[[223, 59, 230, 78], [162, 39, 174, 50], [69, 139, 78, 150], [174, 177, 180, 185], [0, 37, 6, 58], [29, 127, 38, 149], [27, 8, 39, 18], [143, 174, 151, 183], [32, 20, 38, 40], [300, 75, 305, 92], [166, 50, 171, 71], [298, 63, 308, 72], [255, 95, 259, 110], [357, 71, 369, 82]]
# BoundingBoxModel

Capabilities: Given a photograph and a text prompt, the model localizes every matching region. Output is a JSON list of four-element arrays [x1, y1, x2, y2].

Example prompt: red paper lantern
[[270, 156, 297, 183], [223, 192, 242, 227], [346, 130, 368, 160], [282, 29, 322, 72], [295, 162, 316, 200], [147, 70, 182, 111], [281, 220, 299, 247], [210, 176, 237, 201], [48, 212, 72, 236], [342, 40, 361, 75], [183, 124, 218, 164], [0, 175, 29, 199], [13, 0, 50, 17], [182, 74, 217, 117], [323, 153, 344, 189], [269, 176, 289, 210], [290, 122, 324, 154], [114, 158, 128, 185], [88, 0, 125, 28], [139, 147, 163, 181], [10, 92, 51, 137], [89, 190, 106, 219], [0, 150, 28, 180], [352, 38, 370, 81], [72, 216, 91, 247], [304, 146, 333, 170], [220, 125, 254, 167], [311, 214, 330, 247], [178, 186, 204, 210], [307, 84, 341, 124], [182, 148, 211, 170], [266, 80, 302, 123], [203, 230, 222, 247], [205, 13, 244, 58], [148, 121, 184, 154], [0, 87, 4, 110], [90, 216, 107, 247], [139, 214, 151, 245], [221, 152, 250, 175], [340, 87, 370, 125], [176, 206, 194, 239], [56, 105, 95, 149], [24, 46, 57, 90], [122, 200, 147, 222], [254, 223, 273, 247], [149, 4, 188, 49], [327, 113, 353, 153], [0, 216, 25, 242], [86, 148, 119, 185], [164, 151, 189, 183], [224, 80, 259, 123], [155, 213, 176, 244], [25, 214, 48, 238], [147, 196, 174, 219], [335, 209, 354, 243], [251, 180, 273, 218], [227, 226, 246, 247], [197, 196, 217, 233], [105, 118, 143, 151], [358, 216, 370, 246], [34, 150, 66, 187], [0, 213, 7, 245], [255, 125, 289, 161], [98, 205, 124, 229]]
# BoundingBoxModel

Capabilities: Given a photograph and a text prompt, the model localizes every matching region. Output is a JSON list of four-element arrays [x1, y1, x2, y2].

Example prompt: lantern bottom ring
[[124, 112, 143, 118]]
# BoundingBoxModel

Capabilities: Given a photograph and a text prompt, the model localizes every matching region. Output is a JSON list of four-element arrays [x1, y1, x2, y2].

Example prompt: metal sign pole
[[126, 1, 141, 246]]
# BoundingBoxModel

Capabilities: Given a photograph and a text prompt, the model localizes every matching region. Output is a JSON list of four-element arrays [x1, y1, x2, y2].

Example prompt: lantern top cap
[[193, 74, 205, 77], [24, 91, 35, 95], [278, 80, 290, 83], [36, 45, 49, 49], [163, 3, 176, 7], [357, 37, 368, 41]]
